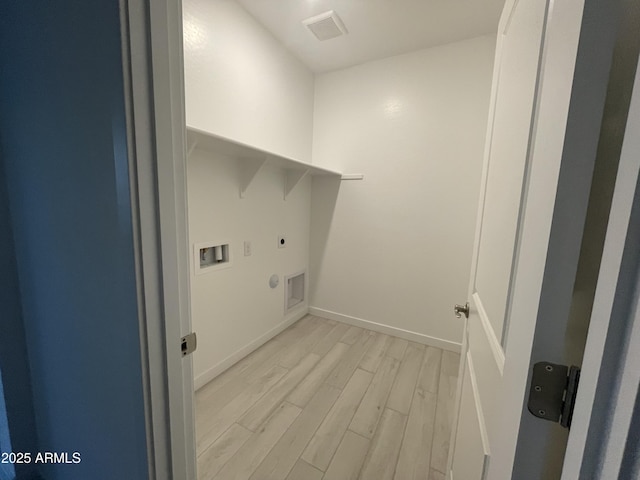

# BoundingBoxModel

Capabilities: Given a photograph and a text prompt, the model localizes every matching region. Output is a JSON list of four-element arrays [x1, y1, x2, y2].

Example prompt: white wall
[[310, 36, 495, 349], [183, 0, 317, 387], [183, 0, 315, 162], [188, 150, 311, 387]]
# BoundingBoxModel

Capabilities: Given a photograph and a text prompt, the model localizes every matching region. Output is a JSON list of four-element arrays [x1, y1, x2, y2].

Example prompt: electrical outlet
[[244, 241, 252, 256], [278, 235, 286, 248]]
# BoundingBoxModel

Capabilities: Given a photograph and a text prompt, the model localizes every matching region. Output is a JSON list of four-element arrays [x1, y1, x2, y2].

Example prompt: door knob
[[454, 302, 469, 319]]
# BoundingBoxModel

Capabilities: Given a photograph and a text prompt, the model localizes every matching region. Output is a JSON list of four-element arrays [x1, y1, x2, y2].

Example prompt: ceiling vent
[[302, 11, 347, 41]]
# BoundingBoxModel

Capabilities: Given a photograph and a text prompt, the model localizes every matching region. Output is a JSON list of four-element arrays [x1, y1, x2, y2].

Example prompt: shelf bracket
[[239, 156, 267, 198], [284, 168, 310, 200]]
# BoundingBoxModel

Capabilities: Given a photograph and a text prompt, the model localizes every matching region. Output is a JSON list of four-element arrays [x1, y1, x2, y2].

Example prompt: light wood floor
[[195, 315, 460, 480]]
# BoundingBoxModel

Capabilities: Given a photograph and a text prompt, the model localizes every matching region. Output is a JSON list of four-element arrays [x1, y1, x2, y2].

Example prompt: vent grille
[[302, 11, 347, 41]]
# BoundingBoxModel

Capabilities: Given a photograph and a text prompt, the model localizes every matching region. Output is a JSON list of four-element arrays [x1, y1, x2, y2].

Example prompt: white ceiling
[[235, 0, 505, 73]]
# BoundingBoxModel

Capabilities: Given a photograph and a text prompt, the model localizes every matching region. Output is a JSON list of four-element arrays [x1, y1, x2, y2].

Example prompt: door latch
[[527, 361, 580, 429], [454, 302, 470, 319], [181, 332, 197, 357]]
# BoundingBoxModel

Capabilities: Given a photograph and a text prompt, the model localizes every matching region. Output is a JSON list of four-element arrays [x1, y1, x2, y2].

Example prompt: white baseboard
[[194, 307, 309, 390], [195, 305, 460, 390], [309, 306, 461, 353]]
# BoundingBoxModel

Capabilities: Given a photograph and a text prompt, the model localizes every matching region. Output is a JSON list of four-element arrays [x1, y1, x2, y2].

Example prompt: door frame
[[562, 48, 640, 480], [119, 0, 640, 479], [119, 0, 196, 479], [504, 0, 640, 476]]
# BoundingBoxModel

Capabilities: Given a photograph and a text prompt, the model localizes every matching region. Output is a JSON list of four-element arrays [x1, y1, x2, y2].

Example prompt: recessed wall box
[[285, 271, 305, 312], [194, 241, 231, 274]]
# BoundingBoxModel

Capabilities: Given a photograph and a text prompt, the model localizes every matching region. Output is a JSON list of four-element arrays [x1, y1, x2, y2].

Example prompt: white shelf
[[186, 126, 344, 199]]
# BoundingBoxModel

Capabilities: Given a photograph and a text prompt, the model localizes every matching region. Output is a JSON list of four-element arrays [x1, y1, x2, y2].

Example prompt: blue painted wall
[[0, 369, 15, 480], [0, 1, 149, 479], [0, 146, 38, 480]]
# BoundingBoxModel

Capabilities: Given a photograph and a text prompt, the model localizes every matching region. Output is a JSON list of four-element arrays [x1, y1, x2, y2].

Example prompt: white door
[[448, 0, 551, 476], [448, 0, 593, 478]]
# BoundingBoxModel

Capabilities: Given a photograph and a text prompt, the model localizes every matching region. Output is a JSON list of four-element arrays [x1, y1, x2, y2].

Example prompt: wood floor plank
[[213, 402, 301, 480], [196, 328, 294, 409], [196, 369, 241, 410], [285, 460, 323, 480], [279, 321, 335, 369], [394, 387, 438, 480], [197, 375, 251, 421], [386, 337, 409, 360], [196, 315, 314, 409], [288, 342, 350, 407], [349, 356, 401, 438], [386, 342, 425, 415], [307, 313, 338, 327], [323, 430, 370, 480], [359, 333, 392, 373], [312, 323, 350, 357], [430, 351, 460, 474], [358, 408, 407, 480], [198, 424, 252, 480], [325, 332, 376, 389], [239, 353, 321, 432], [197, 365, 288, 454], [196, 320, 460, 480], [341, 326, 364, 345], [239, 318, 319, 385], [197, 359, 288, 424], [302, 369, 373, 471], [417, 347, 443, 394], [249, 384, 341, 480]]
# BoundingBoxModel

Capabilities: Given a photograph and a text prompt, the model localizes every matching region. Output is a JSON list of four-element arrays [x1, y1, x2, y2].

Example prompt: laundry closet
[[184, 0, 496, 388], [183, 0, 499, 477]]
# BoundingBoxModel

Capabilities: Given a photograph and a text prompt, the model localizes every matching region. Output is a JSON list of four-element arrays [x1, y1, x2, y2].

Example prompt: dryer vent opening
[[285, 272, 305, 312]]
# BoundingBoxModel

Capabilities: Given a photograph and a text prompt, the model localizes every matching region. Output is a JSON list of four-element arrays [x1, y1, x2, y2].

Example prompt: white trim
[[309, 307, 462, 352], [120, 2, 167, 476], [136, 0, 196, 477], [194, 308, 308, 390], [600, 290, 640, 478], [120, 0, 190, 477], [447, 312, 470, 474], [562, 46, 640, 480], [449, 350, 491, 480], [466, 351, 491, 464], [466, 26, 503, 303], [501, 0, 522, 35], [341, 174, 364, 180], [473, 293, 505, 375]]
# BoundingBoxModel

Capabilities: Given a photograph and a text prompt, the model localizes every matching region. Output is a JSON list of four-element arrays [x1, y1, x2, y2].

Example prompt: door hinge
[[181, 332, 197, 357], [527, 361, 581, 429]]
